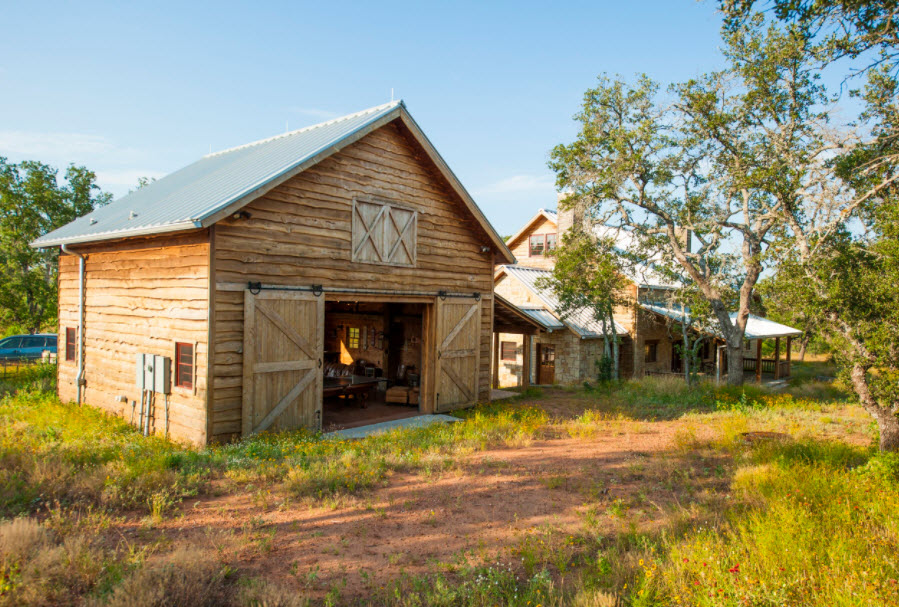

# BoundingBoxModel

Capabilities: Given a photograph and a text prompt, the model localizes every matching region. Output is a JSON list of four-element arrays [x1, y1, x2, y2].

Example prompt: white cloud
[[0, 130, 116, 160], [0, 130, 168, 199], [475, 173, 556, 196]]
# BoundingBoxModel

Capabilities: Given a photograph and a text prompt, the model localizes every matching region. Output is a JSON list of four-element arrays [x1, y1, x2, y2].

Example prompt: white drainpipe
[[61, 244, 85, 404]]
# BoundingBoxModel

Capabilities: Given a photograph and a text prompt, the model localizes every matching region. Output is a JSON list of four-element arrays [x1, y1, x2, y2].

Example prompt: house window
[[545, 233, 557, 252], [501, 341, 517, 362], [644, 340, 659, 364], [65, 328, 76, 361], [175, 342, 194, 389], [347, 327, 360, 349], [528, 233, 558, 256]]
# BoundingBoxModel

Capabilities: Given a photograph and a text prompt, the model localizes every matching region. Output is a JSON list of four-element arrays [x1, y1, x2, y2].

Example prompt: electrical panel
[[135, 353, 171, 394]]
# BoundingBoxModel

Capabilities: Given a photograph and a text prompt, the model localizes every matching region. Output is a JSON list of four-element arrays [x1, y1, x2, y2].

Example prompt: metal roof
[[517, 307, 566, 331], [498, 264, 628, 338], [494, 293, 563, 332], [32, 101, 514, 263], [639, 302, 803, 340]]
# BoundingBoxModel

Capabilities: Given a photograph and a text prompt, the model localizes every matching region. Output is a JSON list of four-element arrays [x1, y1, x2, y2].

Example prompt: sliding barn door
[[435, 297, 482, 412], [242, 291, 324, 435]]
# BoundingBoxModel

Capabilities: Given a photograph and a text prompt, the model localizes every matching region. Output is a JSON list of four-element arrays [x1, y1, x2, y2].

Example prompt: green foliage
[[0, 159, 110, 333], [549, 14, 857, 384], [537, 229, 627, 378], [634, 449, 899, 606]]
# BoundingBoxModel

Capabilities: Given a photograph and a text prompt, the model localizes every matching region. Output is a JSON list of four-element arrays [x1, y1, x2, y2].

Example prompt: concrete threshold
[[324, 414, 461, 440]]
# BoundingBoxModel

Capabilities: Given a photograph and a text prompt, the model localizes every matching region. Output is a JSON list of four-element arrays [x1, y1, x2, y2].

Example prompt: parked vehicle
[[0, 334, 57, 361]]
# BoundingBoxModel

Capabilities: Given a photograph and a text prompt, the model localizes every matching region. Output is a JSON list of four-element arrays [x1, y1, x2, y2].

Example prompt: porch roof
[[639, 302, 803, 340]]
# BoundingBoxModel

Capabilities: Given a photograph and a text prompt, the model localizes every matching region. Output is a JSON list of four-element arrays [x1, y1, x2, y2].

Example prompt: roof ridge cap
[[204, 100, 403, 158]]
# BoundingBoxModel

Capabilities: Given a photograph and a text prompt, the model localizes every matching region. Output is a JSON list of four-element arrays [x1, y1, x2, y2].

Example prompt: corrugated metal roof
[[517, 307, 566, 331], [32, 102, 515, 264], [499, 265, 628, 338], [34, 102, 403, 247], [639, 302, 803, 340]]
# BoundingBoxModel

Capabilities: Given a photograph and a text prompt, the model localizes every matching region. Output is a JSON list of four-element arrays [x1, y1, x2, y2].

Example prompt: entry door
[[435, 297, 482, 412], [537, 343, 555, 384], [242, 290, 324, 435]]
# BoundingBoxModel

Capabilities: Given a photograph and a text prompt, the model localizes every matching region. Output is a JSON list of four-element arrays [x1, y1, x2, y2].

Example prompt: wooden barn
[[34, 101, 514, 444]]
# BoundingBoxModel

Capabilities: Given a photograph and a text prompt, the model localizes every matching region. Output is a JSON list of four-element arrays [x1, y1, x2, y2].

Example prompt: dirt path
[[121, 420, 727, 601]]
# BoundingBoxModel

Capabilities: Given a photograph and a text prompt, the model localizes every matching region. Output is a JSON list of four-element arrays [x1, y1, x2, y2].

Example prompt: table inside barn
[[322, 376, 382, 408]]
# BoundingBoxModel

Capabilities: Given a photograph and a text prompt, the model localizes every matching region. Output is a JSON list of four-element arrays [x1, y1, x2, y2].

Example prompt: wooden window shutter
[[352, 199, 417, 266]]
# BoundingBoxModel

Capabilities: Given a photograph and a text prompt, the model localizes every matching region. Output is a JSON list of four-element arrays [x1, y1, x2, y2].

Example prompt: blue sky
[[1, 0, 727, 235]]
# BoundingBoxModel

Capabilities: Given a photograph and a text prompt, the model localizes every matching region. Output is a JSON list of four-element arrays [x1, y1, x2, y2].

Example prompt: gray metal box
[[135, 353, 171, 394], [135, 353, 147, 390], [153, 355, 171, 394]]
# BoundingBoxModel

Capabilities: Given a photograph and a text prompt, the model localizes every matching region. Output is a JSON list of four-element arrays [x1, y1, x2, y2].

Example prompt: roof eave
[[31, 220, 202, 249]]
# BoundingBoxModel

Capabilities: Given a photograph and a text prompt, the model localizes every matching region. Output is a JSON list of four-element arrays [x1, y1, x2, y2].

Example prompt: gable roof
[[33, 101, 514, 263], [496, 264, 627, 338], [639, 301, 802, 340], [505, 208, 559, 249], [505, 209, 677, 289]]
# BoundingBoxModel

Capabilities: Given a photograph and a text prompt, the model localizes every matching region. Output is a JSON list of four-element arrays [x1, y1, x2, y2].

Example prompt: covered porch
[[737, 315, 804, 382], [640, 301, 803, 382], [491, 294, 558, 389]]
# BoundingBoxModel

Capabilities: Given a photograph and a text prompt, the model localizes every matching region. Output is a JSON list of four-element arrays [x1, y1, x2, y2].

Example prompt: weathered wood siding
[[57, 232, 210, 444], [210, 121, 495, 441]]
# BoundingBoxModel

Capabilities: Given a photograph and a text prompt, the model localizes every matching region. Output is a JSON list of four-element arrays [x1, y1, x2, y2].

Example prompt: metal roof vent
[[89, 218, 97, 225], [129, 211, 138, 220]]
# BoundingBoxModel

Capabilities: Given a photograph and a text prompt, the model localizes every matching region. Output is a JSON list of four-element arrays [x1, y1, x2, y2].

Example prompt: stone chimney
[[556, 191, 583, 239], [674, 226, 692, 253]]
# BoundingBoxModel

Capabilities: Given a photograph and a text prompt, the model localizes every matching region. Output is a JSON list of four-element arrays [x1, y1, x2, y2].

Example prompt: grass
[[0, 363, 896, 605]]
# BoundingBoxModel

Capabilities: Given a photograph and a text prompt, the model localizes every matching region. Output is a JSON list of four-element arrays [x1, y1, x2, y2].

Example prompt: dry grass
[[89, 547, 226, 607]]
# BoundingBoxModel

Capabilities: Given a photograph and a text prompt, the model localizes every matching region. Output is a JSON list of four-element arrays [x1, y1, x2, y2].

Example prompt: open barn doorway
[[322, 300, 425, 430]]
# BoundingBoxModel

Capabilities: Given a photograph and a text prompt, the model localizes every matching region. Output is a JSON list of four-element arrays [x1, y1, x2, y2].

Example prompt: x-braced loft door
[[242, 290, 324, 436], [435, 297, 482, 412]]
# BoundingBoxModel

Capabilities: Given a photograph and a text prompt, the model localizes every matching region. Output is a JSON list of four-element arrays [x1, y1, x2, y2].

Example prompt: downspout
[[61, 244, 85, 404]]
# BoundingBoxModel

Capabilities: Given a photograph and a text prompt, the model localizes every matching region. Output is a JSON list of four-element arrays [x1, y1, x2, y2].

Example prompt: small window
[[529, 235, 545, 257], [175, 342, 194, 389], [501, 341, 517, 362], [644, 340, 658, 364], [65, 328, 76, 361], [347, 327, 360, 349], [545, 233, 557, 252]]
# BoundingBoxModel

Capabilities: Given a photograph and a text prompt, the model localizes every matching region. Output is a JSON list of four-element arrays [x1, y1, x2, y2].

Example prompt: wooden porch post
[[786, 336, 792, 378], [522, 334, 531, 389], [756, 338, 763, 383], [492, 332, 500, 389], [774, 337, 781, 380]]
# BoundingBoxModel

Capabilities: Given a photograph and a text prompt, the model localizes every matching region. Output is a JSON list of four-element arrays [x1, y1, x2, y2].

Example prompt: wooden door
[[242, 290, 324, 435], [537, 343, 555, 384], [435, 297, 481, 412]]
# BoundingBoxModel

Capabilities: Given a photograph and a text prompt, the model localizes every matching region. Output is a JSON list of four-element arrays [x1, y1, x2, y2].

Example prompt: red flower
[[728, 565, 740, 573]]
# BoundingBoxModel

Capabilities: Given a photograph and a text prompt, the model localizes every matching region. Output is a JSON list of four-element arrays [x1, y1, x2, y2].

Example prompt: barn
[[33, 101, 514, 444]]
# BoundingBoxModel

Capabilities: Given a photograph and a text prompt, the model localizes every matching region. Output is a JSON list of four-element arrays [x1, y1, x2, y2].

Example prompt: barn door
[[242, 290, 324, 435], [435, 297, 482, 412]]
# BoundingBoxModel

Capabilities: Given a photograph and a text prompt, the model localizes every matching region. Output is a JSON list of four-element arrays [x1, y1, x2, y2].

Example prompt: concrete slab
[[324, 414, 460, 440], [490, 389, 518, 401]]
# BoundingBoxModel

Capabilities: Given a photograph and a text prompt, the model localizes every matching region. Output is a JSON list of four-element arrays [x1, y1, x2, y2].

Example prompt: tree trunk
[[726, 340, 744, 385], [798, 335, 809, 362], [608, 303, 619, 381], [850, 362, 899, 452]]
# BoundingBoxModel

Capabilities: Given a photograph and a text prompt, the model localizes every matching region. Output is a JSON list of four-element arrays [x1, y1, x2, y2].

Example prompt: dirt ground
[[103, 387, 868, 602], [111, 413, 726, 601]]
